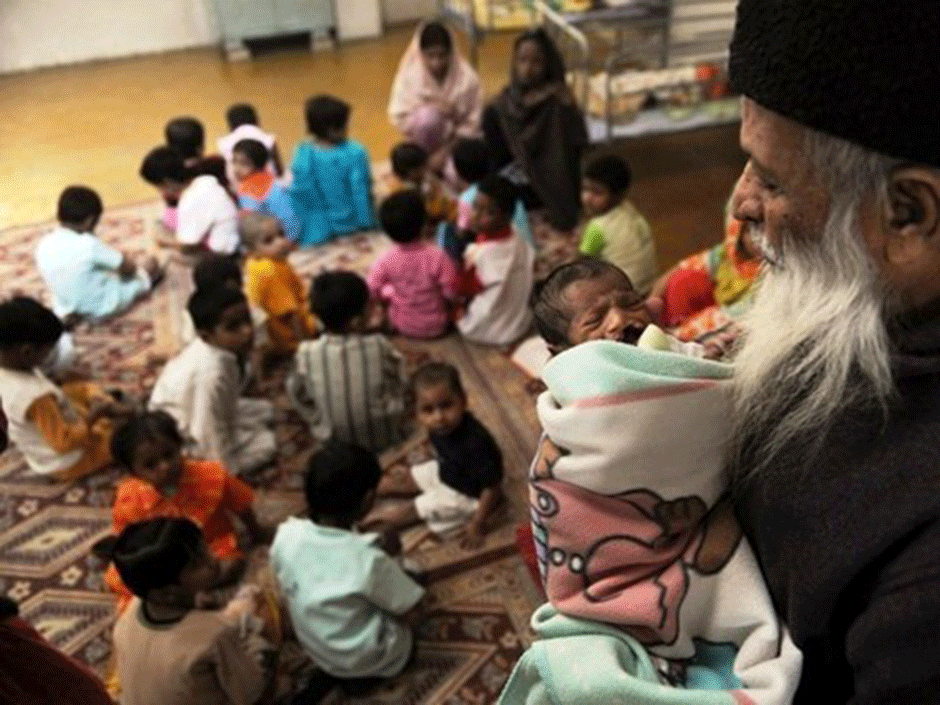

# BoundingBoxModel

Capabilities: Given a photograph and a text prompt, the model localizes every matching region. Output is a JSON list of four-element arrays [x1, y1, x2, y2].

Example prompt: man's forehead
[[740, 98, 808, 177]]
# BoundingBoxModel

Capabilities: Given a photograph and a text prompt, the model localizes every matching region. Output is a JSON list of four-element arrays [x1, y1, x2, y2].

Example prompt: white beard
[[731, 199, 895, 477]]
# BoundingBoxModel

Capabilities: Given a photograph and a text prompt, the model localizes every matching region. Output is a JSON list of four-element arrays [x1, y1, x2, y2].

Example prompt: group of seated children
[[96, 357, 504, 702]]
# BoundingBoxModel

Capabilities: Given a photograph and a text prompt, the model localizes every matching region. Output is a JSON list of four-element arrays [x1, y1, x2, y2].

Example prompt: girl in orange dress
[[104, 410, 270, 612]]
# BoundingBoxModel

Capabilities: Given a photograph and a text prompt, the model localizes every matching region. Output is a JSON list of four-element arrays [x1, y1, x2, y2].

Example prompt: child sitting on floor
[[361, 362, 503, 550], [0, 297, 131, 481], [290, 95, 377, 246], [104, 410, 270, 611], [451, 138, 533, 253], [368, 190, 458, 339], [499, 259, 799, 705], [579, 154, 658, 295], [240, 212, 317, 354], [456, 175, 535, 346], [271, 441, 424, 686], [103, 518, 276, 705], [287, 271, 405, 453], [140, 146, 240, 256], [162, 117, 231, 232], [383, 142, 457, 228], [232, 139, 300, 242], [36, 186, 162, 323], [149, 286, 276, 476], [217, 103, 283, 179]]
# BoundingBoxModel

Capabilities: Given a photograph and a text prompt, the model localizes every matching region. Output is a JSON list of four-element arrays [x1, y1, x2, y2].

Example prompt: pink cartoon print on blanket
[[529, 436, 742, 647]]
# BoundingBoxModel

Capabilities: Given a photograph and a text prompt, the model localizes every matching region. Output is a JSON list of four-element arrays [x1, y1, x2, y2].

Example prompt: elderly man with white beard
[[726, 0, 940, 702]]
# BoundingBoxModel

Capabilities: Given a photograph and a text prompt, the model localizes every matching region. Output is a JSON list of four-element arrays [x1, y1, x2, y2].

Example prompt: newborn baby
[[532, 257, 733, 358], [503, 259, 800, 705]]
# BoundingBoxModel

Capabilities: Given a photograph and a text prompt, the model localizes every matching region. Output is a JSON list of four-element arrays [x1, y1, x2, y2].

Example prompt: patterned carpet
[[0, 202, 546, 703]]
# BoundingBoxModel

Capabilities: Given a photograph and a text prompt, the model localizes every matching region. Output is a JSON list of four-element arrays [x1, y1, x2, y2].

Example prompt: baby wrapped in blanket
[[499, 260, 800, 705]]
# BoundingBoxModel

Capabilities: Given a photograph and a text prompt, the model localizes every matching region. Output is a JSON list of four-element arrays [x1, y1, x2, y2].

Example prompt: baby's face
[[562, 271, 651, 347]]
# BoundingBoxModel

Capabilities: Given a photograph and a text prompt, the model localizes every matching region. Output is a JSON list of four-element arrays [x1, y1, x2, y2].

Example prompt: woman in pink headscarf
[[388, 21, 483, 172]]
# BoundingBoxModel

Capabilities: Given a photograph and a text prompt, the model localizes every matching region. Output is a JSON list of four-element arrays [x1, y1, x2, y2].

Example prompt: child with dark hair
[[104, 518, 275, 705], [217, 102, 283, 178], [361, 362, 503, 550], [506, 262, 799, 705], [103, 410, 269, 611], [452, 138, 533, 247], [368, 190, 458, 338], [150, 287, 276, 475], [290, 95, 377, 246], [239, 212, 317, 352], [165, 116, 205, 162], [36, 185, 162, 321], [0, 297, 131, 479], [383, 142, 457, 228], [579, 154, 658, 294], [533, 258, 731, 358], [140, 146, 239, 255], [231, 139, 300, 242], [456, 174, 535, 345], [271, 442, 423, 682], [288, 271, 405, 452]]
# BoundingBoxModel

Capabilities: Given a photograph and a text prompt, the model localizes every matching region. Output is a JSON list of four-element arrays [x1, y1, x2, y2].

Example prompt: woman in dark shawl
[[482, 28, 588, 232]]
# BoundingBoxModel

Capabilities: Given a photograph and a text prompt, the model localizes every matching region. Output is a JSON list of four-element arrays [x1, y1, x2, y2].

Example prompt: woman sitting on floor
[[388, 21, 483, 174]]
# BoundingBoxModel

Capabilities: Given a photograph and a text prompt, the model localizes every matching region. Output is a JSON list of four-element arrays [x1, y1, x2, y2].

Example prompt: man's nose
[[730, 164, 762, 224]]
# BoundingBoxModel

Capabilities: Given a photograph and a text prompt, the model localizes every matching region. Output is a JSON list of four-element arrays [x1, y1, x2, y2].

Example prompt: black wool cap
[[729, 0, 940, 167]]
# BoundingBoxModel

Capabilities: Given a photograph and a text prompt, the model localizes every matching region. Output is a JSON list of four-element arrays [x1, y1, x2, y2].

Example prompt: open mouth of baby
[[618, 323, 647, 346]]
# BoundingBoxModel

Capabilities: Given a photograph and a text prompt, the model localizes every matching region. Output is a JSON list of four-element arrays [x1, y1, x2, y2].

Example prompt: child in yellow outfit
[[240, 213, 318, 354], [0, 297, 131, 481]]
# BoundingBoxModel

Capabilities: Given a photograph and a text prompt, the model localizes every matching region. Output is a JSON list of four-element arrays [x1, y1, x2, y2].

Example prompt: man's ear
[[884, 166, 940, 266]]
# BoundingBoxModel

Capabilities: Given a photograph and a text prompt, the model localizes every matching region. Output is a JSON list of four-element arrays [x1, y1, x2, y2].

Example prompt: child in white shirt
[[140, 146, 239, 256], [0, 297, 130, 480], [217, 103, 283, 180], [149, 286, 276, 476], [456, 175, 534, 346]]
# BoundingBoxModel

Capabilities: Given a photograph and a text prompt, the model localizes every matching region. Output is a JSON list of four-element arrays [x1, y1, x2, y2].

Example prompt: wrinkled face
[[514, 39, 547, 91], [730, 98, 831, 267], [416, 382, 467, 436], [251, 219, 293, 260], [422, 45, 451, 83], [562, 270, 650, 347], [231, 150, 256, 182], [202, 301, 254, 356], [130, 435, 184, 492], [471, 191, 509, 233], [581, 178, 616, 217]]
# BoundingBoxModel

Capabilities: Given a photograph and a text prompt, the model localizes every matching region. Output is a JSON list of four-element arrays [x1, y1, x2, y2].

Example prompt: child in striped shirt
[[287, 271, 405, 453]]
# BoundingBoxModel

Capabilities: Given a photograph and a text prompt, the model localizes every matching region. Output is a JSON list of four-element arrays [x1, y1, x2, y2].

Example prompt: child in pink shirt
[[368, 190, 458, 338]]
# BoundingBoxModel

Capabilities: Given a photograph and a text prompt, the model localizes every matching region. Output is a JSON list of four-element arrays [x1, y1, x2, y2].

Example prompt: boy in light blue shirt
[[35, 186, 162, 321], [270, 441, 424, 682]]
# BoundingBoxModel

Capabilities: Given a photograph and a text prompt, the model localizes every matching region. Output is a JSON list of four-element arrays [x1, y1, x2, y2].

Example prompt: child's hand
[[459, 522, 485, 551]]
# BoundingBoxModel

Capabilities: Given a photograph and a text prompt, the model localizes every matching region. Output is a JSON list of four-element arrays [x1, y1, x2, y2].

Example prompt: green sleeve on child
[[579, 221, 607, 257]]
